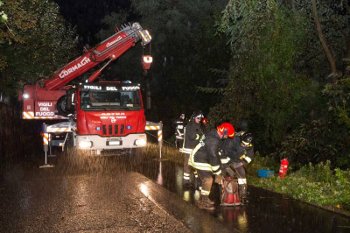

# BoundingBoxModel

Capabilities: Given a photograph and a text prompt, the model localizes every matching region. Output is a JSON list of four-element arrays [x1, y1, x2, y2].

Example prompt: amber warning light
[[142, 55, 153, 70]]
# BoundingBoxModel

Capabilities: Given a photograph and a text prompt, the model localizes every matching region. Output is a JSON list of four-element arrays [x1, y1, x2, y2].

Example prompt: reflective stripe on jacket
[[220, 134, 254, 164], [183, 120, 204, 154], [188, 129, 222, 175]]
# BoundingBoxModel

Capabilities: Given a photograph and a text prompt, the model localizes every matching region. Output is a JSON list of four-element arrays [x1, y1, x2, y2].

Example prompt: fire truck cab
[[74, 81, 147, 151]]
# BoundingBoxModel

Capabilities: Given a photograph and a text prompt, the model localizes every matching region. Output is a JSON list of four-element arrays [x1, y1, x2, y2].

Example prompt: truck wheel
[[57, 95, 74, 116], [57, 95, 69, 116]]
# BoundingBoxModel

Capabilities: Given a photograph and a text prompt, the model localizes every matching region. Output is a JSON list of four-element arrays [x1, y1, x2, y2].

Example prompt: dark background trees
[[0, 0, 78, 98], [213, 0, 350, 168], [1, 0, 349, 168], [0, 0, 78, 160]]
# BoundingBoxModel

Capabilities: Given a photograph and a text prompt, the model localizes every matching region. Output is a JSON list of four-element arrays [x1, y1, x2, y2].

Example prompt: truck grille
[[102, 124, 125, 136]]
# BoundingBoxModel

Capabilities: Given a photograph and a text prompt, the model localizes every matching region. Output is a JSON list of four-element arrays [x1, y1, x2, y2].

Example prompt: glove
[[214, 175, 223, 184], [240, 154, 252, 165]]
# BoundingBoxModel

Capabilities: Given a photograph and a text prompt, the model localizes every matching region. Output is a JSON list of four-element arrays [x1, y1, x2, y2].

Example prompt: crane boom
[[20, 22, 152, 120], [43, 22, 151, 90]]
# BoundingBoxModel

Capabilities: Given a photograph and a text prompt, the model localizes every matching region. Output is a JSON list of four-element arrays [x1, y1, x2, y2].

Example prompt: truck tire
[[57, 95, 74, 117], [57, 95, 69, 116]]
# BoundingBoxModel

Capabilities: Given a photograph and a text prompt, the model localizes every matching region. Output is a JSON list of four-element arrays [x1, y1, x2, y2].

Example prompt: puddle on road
[[135, 159, 350, 233]]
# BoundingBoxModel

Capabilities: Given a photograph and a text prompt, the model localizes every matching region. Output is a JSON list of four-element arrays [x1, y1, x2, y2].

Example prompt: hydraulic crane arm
[[43, 22, 151, 90]]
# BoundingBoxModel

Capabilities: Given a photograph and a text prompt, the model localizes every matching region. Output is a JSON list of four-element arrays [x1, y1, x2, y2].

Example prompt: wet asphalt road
[[137, 158, 350, 233], [0, 152, 350, 233], [0, 156, 194, 233]]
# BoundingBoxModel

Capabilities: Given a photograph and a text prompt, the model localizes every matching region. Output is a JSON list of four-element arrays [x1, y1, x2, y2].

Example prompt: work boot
[[196, 196, 215, 210], [239, 184, 248, 204], [194, 177, 202, 190], [204, 195, 215, 205]]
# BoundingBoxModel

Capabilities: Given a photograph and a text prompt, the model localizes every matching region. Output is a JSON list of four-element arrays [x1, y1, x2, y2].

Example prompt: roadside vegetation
[[247, 155, 350, 214]]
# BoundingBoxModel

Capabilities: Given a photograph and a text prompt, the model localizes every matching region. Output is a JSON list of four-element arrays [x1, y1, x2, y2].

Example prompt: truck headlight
[[78, 140, 92, 149], [107, 140, 121, 146], [135, 138, 147, 147], [23, 93, 30, 99]]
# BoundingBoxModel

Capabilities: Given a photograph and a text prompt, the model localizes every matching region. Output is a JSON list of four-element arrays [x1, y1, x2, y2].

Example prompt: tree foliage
[[210, 0, 317, 150], [291, 0, 349, 79], [212, 0, 350, 166], [0, 0, 78, 97], [259, 75, 350, 169], [0, 0, 8, 24]]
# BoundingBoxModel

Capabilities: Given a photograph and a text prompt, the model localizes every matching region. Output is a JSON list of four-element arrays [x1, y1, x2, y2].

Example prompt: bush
[[249, 158, 350, 212]]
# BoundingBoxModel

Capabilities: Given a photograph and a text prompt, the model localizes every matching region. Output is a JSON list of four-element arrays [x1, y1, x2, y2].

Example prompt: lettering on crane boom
[[59, 57, 91, 79], [106, 36, 123, 48]]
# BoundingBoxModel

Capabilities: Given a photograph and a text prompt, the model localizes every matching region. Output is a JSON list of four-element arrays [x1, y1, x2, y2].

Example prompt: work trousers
[[197, 170, 214, 196], [183, 153, 191, 181]]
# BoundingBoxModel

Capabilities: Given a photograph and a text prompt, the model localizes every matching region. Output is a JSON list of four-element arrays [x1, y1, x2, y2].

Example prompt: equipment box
[[257, 169, 274, 178]]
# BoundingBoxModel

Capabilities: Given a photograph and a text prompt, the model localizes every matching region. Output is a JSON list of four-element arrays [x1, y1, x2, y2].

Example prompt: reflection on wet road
[[135, 158, 350, 233], [0, 153, 349, 233]]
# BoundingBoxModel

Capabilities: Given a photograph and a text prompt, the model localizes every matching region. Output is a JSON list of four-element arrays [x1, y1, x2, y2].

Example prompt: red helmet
[[201, 117, 208, 125], [217, 122, 235, 138]]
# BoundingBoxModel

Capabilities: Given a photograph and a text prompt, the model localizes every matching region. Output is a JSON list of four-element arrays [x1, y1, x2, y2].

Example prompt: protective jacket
[[188, 129, 222, 175], [182, 119, 204, 154], [221, 134, 254, 164], [174, 118, 185, 140]]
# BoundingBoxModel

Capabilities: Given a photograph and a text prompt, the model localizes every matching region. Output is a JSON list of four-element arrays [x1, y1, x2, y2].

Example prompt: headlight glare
[[135, 138, 147, 147], [78, 140, 92, 149]]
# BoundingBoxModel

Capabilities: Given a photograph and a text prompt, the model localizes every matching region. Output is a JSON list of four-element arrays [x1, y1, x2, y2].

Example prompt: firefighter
[[220, 132, 254, 204], [174, 113, 186, 149], [200, 117, 210, 134], [188, 122, 235, 210], [182, 110, 204, 187]]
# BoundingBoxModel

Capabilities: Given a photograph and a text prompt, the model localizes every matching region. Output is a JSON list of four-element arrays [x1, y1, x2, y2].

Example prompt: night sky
[[55, 0, 130, 45]]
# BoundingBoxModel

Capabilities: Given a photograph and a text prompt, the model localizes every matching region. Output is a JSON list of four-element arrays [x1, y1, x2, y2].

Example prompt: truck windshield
[[80, 90, 141, 110]]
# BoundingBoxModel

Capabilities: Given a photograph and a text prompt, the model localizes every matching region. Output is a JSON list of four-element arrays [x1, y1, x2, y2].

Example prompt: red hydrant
[[278, 158, 289, 178]]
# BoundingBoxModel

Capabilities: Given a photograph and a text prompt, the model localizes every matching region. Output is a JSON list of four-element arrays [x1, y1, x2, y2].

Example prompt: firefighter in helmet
[[188, 122, 235, 210], [200, 116, 210, 134], [182, 110, 205, 187], [220, 132, 254, 204], [174, 113, 186, 149]]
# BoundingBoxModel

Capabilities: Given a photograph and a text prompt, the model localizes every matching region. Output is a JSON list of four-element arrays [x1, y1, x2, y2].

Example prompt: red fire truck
[[19, 22, 153, 154]]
